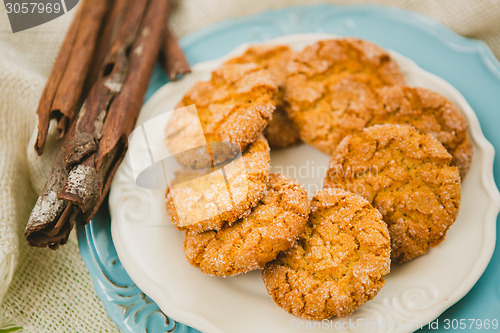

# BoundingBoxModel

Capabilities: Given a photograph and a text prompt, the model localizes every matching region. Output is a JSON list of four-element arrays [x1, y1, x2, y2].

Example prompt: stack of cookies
[[164, 55, 311, 277], [164, 38, 472, 321]]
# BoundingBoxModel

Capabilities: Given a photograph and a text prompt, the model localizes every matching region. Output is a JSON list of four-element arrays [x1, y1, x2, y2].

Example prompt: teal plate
[[77, 4, 500, 332]]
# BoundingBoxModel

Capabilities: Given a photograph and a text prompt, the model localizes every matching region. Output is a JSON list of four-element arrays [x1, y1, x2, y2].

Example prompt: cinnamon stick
[[159, 0, 190, 81], [59, 0, 150, 211], [62, 0, 170, 216], [82, 0, 172, 219], [27, 0, 177, 248], [25, 148, 70, 248], [161, 25, 191, 81], [35, 0, 110, 155], [85, 0, 128, 93], [25, 0, 132, 247]]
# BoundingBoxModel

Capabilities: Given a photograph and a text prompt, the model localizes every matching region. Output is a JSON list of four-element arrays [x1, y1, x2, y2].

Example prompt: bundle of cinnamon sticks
[[26, 0, 190, 249]]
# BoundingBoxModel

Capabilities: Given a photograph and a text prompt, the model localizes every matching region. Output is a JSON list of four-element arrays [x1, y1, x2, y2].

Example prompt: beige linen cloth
[[0, 0, 499, 331]]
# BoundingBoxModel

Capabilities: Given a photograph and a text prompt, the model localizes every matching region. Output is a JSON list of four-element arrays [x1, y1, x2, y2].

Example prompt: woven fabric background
[[0, 0, 499, 331]]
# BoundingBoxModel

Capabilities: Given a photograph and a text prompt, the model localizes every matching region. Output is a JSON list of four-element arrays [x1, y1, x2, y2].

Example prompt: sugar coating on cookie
[[374, 85, 473, 178], [166, 62, 278, 168], [166, 134, 270, 233], [324, 124, 461, 263], [163, 105, 242, 169], [284, 38, 404, 155], [226, 45, 301, 148], [262, 188, 391, 320], [184, 173, 310, 277]]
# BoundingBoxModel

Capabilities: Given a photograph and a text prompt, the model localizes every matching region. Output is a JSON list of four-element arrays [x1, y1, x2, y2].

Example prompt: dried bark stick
[[49, 0, 109, 136], [35, 0, 109, 155], [85, 0, 128, 94], [59, 0, 150, 210], [83, 0, 172, 220], [160, 23, 191, 81], [27, 0, 175, 248], [63, 0, 170, 219], [34, 8, 81, 155], [25, 148, 75, 249], [25, 0, 135, 247], [159, 0, 190, 80]]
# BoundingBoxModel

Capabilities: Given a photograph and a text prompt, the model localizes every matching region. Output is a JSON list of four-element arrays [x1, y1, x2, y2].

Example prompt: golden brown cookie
[[184, 173, 310, 277], [324, 124, 461, 263], [226, 45, 301, 148], [374, 85, 473, 178], [284, 38, 405, 155], [165, 62, 278, 168], [226, 45, 291, 90], [262, 188, 391, 320], [166, 134, 270, 233]]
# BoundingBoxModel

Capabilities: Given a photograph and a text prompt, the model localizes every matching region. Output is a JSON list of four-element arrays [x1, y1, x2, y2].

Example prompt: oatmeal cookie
[[166, 134, 270, 233], [323, 124, 461, 263], [262, 188, 391, 320], [284, 38, 404, 155], [165, 62, 278, 168], [226, 45, 301, 148], [184, 173, 310, 277]]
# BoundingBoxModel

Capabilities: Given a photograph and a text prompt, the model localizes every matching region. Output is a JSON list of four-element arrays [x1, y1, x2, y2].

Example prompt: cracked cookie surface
[[226, 45, 301, 148], [262, 188, 390, 320], [323, 124, 461, 263], [166, 134, 270, 233], [284, 38, 404, 155], [184, 173, 310, 277], [166, 62, 278, 168], [374, 85, 473, 178]]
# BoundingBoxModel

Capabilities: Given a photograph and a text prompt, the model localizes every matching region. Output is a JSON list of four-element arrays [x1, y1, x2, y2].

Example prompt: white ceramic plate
[[109, 34, 500, 333]]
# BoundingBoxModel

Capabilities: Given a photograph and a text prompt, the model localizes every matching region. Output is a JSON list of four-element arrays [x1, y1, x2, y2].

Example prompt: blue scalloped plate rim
[[77, 4, 500, 332]]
